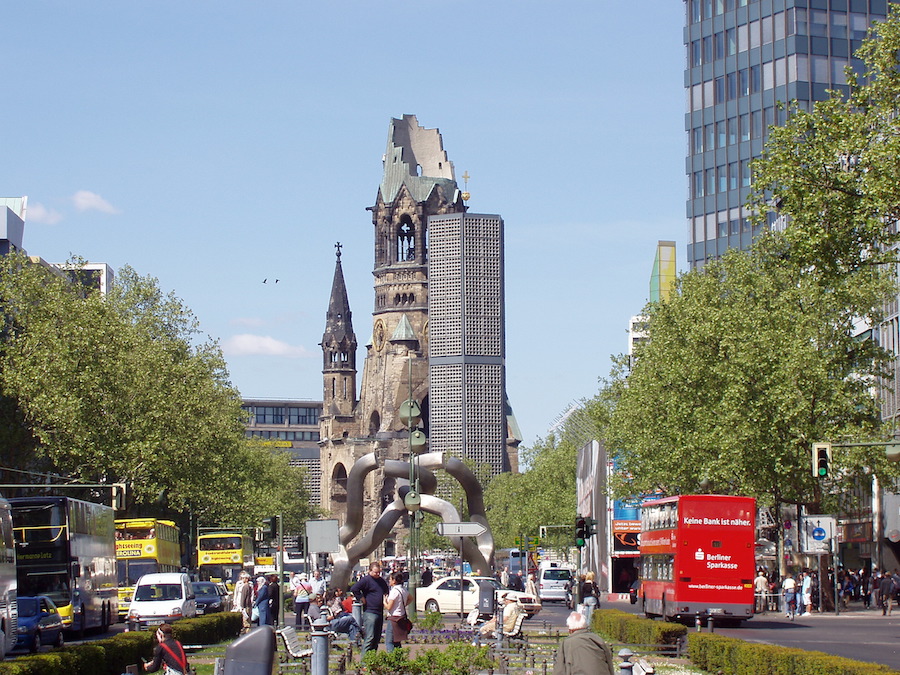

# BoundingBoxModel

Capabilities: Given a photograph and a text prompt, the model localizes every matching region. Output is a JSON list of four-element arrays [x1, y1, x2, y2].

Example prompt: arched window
[[397, 216, 415, 262], [369, 411, 380, 436]]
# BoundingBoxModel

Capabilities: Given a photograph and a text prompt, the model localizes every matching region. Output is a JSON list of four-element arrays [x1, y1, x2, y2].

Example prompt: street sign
[[435, 522, 487, 537], [801, 515, 836, 554]]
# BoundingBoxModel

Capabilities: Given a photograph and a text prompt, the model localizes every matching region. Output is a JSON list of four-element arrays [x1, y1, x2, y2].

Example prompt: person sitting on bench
[[307, 593, 361, 641]]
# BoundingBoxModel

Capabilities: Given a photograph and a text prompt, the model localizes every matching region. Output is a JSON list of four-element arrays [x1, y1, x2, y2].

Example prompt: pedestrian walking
[[754, 569, 769, 613], [293, 573, 313, 626], [232, 572, 253, 632], [782, 573, 797, 620], [349, 561, 389, 658], [384, 571, 412, 652], [879, 572, 895, 615], [253, 576, 270, 626], [580, 571, 599, 624]]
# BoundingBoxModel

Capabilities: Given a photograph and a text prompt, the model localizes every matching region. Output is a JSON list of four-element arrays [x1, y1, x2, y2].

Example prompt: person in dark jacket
[[253, 576, 270, 626], [144, 624, 190, 675], [553, 611, 615, 675], [350, 561, 389, 658], [266, 573, 280, 626]]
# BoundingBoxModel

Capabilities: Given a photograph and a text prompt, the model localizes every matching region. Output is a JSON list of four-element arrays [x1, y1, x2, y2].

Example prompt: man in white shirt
[[782, 573, 797, 619], [312, 570, 327, 598]]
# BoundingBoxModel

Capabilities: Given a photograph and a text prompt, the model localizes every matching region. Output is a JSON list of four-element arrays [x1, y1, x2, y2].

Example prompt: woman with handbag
[[384, 571, 412, 652]]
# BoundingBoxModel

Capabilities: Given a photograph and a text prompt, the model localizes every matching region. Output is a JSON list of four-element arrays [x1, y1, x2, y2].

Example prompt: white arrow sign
[[435, 522, 487, 537]]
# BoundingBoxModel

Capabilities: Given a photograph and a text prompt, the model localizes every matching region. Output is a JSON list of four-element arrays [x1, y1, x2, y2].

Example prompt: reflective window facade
[[683, 0, 892, 267]]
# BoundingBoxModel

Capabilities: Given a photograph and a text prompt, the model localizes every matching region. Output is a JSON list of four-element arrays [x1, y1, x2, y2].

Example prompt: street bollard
[[707, 616, 715, 633], [311, 617, 331, 675], [617, 647, 634, 673]]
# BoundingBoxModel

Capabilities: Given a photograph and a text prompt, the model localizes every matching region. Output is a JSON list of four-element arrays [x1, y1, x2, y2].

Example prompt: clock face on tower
[[373, 319, 386, 352]]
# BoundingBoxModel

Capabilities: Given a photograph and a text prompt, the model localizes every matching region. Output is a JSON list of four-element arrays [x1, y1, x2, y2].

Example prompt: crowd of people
[[753, 566, 900, 617], [218, 560, 620, 675]]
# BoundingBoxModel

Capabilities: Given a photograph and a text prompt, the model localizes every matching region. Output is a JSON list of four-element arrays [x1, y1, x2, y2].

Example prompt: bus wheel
[[101, 605, 110, 633], [77, 610, 86, 641], [30, 632, 40, 653]]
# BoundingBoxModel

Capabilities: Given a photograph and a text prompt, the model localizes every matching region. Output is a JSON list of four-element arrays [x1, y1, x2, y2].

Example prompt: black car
[[191, 581, 226, 615]]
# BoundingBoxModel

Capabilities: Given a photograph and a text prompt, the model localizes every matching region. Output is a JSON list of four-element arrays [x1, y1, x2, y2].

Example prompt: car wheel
[[54, 630, 64, 649], [425, 599, 440, 613], [30, 632, 40, 654]]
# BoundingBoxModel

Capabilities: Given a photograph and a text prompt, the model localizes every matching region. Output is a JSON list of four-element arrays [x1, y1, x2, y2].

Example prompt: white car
[[415, 576, 541, 617]]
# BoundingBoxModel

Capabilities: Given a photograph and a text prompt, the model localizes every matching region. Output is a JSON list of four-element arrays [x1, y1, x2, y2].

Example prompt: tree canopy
[[0, 254, 314, 529]]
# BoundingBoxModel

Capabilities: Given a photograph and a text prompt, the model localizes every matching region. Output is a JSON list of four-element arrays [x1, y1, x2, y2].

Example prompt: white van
[[537, 563, 573, 602], [126, 573, 196, 631]]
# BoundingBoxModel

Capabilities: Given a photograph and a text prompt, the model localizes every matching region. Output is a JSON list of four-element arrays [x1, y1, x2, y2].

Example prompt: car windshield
[[543, 570, 571, 581], [135, 583, 182, 602], [192, 583, 218, 596], [18, 598, 39, 617]]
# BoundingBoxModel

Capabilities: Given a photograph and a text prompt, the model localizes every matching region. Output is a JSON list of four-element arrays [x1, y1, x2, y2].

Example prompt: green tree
[[607, 235, 896, 514], [0, 254, 314, 527], [485, 434, 578, 550]]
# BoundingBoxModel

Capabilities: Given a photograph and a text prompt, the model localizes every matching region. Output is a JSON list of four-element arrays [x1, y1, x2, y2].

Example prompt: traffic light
[[812, 442, 832, 478], [262, 517, 277, 539], [575, 516, 587, 547], [585, 518, 597, 538], [111, 483, 127, 511]]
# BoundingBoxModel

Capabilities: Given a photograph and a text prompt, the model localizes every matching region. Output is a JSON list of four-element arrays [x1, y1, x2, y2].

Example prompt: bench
[[276, 625, 313, 660], [499, 611, 527, 647], [617, 648, 655, 675]]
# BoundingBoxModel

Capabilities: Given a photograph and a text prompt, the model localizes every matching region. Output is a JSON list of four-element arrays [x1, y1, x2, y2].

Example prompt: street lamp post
[[400, 357, 425, 618]]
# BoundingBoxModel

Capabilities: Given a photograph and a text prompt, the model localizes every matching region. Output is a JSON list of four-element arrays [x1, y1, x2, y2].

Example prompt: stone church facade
[[318, 115, 520, 559]]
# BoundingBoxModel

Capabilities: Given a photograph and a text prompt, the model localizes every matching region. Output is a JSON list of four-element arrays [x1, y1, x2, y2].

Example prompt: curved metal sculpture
[[330, 451, 495, 589]]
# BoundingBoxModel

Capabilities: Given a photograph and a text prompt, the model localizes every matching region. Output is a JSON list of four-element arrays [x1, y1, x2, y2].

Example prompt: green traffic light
[[818, 467, 827, 477], [576, 538, 585, 547]]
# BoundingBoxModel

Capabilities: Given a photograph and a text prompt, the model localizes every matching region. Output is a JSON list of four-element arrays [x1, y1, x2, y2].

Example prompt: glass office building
[[684, 0, 892, 268]]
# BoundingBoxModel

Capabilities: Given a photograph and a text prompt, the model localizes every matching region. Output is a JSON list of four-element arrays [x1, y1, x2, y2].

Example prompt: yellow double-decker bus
[[197, 532, 253, 588], [115, 519, 181, 620]]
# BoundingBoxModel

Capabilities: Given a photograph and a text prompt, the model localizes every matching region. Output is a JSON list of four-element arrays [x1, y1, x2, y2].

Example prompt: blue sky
[[2, 1, 686, 447]]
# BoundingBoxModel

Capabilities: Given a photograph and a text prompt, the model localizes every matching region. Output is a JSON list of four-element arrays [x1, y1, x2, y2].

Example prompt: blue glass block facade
[[684, 0, 892, 268]]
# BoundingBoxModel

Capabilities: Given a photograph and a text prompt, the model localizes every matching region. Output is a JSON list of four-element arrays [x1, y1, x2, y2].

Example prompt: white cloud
[[72, 190, 121, 214], [222, 334, 313, 358], [26, 202, 63, 225]]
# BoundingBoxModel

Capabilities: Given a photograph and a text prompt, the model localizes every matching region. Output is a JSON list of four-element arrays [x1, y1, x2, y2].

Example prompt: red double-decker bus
[[639, 494, 755, 624]]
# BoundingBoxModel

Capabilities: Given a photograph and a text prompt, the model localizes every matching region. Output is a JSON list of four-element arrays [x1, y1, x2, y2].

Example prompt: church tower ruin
[[319, 115, 519, 560]]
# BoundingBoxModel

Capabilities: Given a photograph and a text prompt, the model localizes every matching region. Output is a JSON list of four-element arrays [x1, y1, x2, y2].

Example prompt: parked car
[[415, 576, 541, 618], [15, 596, 64, 653], [192, 581, 228, 615], [127, 572, 196, 630], [215, 582, 233, 612]]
